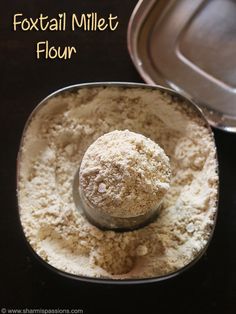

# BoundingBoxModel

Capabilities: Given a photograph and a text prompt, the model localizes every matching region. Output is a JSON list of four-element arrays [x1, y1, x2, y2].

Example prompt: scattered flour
[[18, 86, 218, 279]]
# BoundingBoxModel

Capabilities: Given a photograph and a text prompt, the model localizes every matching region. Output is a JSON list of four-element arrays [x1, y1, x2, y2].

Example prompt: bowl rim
[[16, 81, 219, 285]]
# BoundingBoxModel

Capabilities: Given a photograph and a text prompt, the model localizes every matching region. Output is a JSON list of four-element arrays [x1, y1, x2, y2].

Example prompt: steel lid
[[128, 0, 236, 132]]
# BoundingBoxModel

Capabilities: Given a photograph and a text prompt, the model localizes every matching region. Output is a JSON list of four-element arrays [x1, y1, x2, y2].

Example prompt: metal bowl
[[17, 82, 219, 284]]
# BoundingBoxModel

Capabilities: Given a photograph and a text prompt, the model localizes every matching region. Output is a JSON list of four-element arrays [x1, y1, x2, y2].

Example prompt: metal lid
[[128, 0, 236, 132]]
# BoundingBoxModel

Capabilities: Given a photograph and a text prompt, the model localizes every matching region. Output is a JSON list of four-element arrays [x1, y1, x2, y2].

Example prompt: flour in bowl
[[18, 86, 218, 279], [79, 129, 171, 218]]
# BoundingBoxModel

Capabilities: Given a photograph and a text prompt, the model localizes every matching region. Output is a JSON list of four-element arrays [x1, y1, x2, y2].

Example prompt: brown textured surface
[[0, 0, 236, 313]]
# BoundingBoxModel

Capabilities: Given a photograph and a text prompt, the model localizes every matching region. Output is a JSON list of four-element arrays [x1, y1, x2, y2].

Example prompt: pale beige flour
[[79, 130, 171, 218], [18, 86, 218, 279]]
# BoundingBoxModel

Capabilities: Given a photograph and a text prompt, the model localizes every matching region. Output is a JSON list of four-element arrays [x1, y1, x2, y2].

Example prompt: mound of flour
[[79, 129, 171, 218], [18, 86, 218, 279]]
